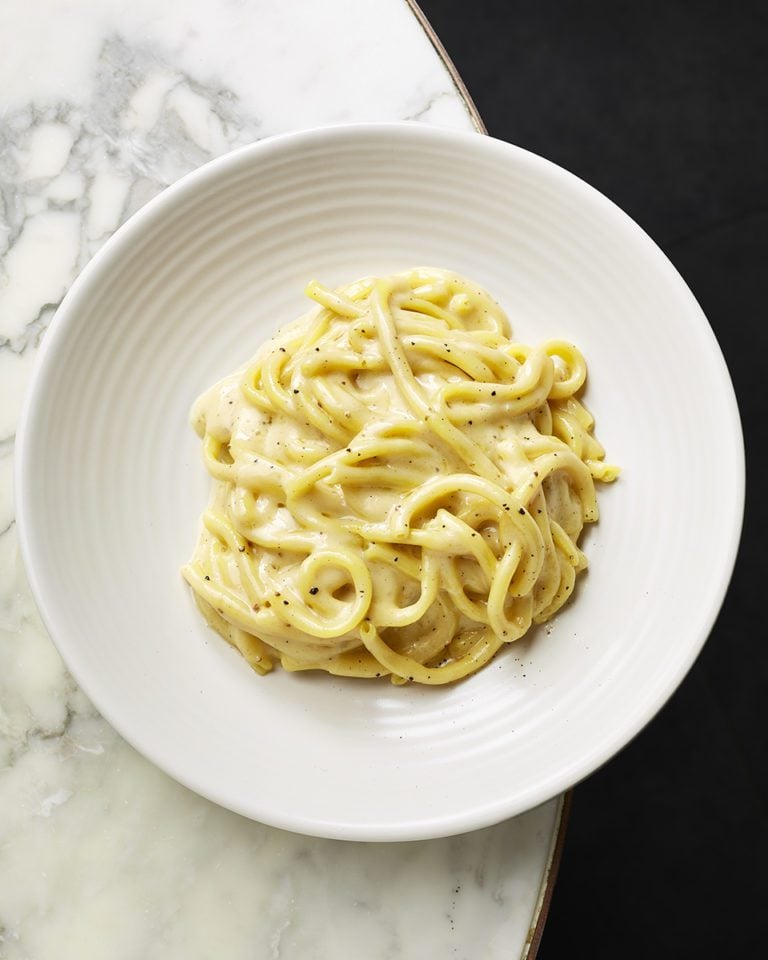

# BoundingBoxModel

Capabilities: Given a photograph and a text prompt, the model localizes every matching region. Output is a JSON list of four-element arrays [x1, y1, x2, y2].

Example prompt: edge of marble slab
[[405, 0, 487, 134], [403, 4, 567, 954], [524, 793, 570, 959]]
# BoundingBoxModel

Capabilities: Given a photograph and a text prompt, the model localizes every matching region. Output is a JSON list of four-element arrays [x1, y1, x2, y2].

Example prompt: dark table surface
[[418, 1, 766, 955]]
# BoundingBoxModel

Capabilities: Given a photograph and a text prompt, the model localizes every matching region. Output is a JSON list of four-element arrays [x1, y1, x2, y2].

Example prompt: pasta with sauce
[[182, 267, 617, 684]]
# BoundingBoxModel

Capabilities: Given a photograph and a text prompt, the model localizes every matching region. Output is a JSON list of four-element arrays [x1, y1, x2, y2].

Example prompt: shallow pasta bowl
[[16, 123, 744, 841]]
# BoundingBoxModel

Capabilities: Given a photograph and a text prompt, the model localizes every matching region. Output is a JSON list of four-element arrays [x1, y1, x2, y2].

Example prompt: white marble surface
[[0, 1, 561, 956]]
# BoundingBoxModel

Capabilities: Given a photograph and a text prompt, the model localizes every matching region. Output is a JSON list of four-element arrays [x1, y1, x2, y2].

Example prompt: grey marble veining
[[0, 1, 560, 957]]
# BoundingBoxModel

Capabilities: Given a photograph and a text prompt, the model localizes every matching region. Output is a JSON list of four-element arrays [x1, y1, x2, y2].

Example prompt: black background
[[417, 1, 766, 955]]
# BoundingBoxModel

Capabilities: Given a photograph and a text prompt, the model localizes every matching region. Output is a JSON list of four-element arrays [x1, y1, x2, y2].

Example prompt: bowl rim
[[14, 122, 746, 840]]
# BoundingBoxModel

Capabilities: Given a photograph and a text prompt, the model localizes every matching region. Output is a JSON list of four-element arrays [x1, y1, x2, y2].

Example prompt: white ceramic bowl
[[16, 123, 743, 841]]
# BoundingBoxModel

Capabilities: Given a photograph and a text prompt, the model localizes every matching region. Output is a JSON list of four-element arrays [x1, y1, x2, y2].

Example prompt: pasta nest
[[183, 268, 617, 684]]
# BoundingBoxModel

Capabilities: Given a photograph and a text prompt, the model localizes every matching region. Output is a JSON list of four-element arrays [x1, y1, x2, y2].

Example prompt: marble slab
[[0, 1, 562, 956]]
